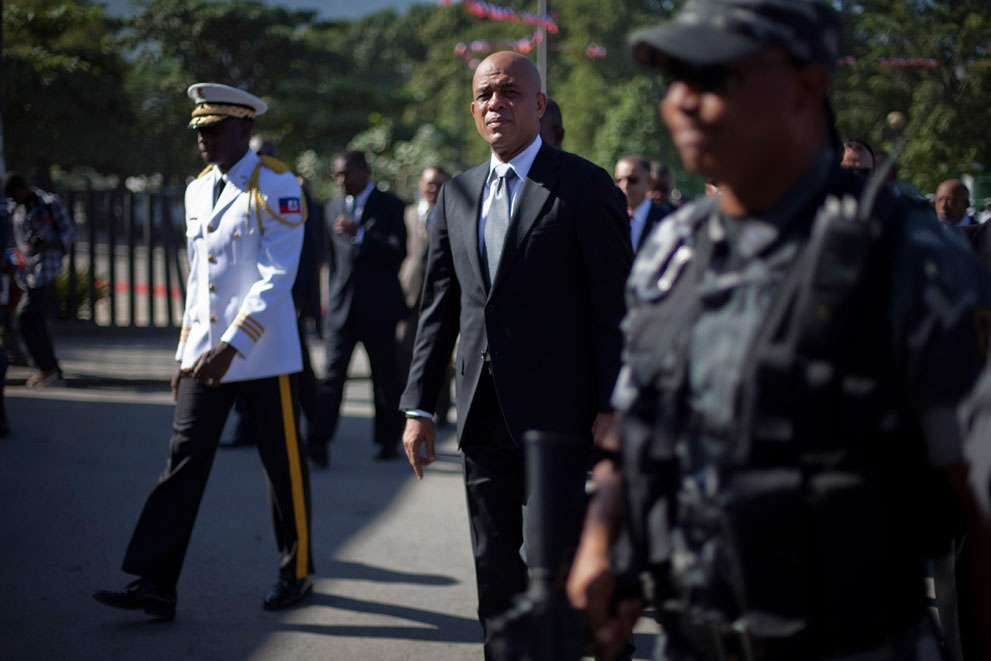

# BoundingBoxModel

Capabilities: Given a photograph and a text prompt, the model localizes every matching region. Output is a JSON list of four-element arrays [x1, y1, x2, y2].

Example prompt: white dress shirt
[[348, 181, 376, 244], [629, 197, 652, 249], [477, 134, 543, 259]]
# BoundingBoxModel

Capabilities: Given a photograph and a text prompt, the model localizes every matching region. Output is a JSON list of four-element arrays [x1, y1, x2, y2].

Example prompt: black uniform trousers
[[229, 320, 319, 441], [311, 319, 403, 450], [461, 368, 589, 660], [122, 373, 313, 588]]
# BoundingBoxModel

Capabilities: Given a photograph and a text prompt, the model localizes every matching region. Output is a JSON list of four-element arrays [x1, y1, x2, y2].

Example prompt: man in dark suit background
[[400, 51, 632, 656], [309, 150, 407, 466], [615, 153, 672, 254], [397, 166, 453, 425]]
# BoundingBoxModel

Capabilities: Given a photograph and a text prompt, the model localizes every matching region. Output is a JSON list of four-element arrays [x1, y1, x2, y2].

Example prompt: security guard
[[94, 83, 314, 618], [567, 2, 991, 659]]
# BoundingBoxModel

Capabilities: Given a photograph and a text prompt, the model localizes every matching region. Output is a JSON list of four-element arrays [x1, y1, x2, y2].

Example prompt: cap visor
[[630, 22, 763, 67], [187, 115, 229, 130]]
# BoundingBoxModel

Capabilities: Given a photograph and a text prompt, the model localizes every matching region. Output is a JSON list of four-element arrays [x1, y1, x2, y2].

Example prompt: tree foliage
[[2, 0, 133, 178], [4, 0, 991, 200]]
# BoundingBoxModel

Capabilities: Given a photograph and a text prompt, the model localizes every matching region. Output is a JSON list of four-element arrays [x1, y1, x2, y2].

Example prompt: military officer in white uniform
[[94, 83, 314, 619]]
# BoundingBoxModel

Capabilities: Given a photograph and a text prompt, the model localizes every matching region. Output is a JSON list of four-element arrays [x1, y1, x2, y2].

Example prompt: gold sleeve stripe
[[278, 374, 310, 579], [237, 313, 265, 334], [233, 321, 260, 342]]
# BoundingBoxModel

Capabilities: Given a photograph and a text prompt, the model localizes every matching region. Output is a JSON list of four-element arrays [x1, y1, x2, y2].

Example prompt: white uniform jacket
[[176, 149, 306, 383]]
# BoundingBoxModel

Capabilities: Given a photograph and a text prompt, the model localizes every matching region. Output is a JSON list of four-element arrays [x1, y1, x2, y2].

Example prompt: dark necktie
[[213, 177, 226, 208], [484, 165, 515, 283]]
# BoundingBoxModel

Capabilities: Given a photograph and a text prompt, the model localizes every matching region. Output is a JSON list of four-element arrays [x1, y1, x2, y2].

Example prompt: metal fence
[[61, 188, 188, 328]]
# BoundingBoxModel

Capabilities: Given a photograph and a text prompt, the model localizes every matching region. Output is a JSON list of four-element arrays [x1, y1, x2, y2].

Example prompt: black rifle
[[488, 430, 587, 661]]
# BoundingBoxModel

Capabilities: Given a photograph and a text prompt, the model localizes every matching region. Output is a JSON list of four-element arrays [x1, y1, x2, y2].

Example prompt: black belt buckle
[[711, 621, 756, 661]]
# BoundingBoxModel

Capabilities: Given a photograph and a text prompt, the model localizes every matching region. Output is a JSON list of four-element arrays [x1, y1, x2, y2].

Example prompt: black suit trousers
[[311, 319, 403, 449], [461, 369, 589, 659], [122, 374, 313, 588]]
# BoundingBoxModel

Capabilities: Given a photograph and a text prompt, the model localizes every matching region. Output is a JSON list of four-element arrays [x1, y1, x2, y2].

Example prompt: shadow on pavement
[[0, 394, 466, 660], [296, 593, 479, 642], [322, 559, 457, 586]]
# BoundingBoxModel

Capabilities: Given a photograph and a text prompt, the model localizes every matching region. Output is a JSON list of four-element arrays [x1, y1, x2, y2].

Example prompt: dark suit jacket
[[961, 220, 991, 265], [635, 200, 674, 254], [400, 143, 633, 445], [324, 187, 407, 331]]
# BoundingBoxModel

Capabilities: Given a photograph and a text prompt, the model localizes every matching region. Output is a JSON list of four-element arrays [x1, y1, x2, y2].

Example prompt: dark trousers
[[122, 374, 313, 588], [461, 369, 589, 660], [229, 320, 318, 441], [311, 320, 403, 449], [16, 283, 58, 373]]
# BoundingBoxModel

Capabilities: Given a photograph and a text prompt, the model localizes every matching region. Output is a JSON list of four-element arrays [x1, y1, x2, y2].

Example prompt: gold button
[[210, 315, 217, 322], [207, 254, 216, 263], [208, 284, 216, 292], [207, 225, 216, 233], [233, 230, 240, 238]]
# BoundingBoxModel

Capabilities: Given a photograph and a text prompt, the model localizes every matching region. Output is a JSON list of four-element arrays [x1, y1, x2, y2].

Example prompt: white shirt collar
[[631, 197, 652, 224], [214, 149, 259, 188], [488, 134, 542, 183], [349, 181, 376, 211]]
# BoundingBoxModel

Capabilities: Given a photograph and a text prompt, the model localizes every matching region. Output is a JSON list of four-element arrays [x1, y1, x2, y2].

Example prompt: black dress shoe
[[307, 442, 328, 467], [263, 575, 313, 610], [374, 444, 399, 461], [93, 578, 176, 620]]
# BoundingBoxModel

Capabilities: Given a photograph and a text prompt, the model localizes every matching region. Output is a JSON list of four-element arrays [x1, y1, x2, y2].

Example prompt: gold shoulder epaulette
[[259, 155, 291, 175], [196, 164, 214, 178], [246, 159, 308, 233]]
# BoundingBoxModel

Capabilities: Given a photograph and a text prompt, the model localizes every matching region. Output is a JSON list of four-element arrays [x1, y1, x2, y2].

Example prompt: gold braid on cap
[[188, 103, 256, 128]]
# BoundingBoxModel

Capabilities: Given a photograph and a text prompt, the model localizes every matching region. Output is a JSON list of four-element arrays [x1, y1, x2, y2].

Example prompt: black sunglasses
[[660, 56, 794, 94]]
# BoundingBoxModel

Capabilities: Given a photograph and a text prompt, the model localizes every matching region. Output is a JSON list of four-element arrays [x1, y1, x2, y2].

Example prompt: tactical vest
[[618, 168, 959, 654]]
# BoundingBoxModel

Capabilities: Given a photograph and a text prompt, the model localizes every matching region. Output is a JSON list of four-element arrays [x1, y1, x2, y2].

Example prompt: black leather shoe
[[263, 575, 313, 610], [374, 444, 399, 461], [307, 442, 328, 468], [93, 578, 176, 620]]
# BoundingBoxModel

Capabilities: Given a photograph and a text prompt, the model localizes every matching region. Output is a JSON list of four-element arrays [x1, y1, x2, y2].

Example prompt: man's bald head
[[935, 179, 970, 224], [470, 51, 546, 161]]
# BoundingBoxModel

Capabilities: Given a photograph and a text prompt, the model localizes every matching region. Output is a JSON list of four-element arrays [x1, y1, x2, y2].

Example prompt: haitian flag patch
[[279, 197, 301, 214]]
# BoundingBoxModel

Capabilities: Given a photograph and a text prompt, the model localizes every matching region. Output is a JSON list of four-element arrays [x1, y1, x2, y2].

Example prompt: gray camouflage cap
[[630, 0, 841, 74]]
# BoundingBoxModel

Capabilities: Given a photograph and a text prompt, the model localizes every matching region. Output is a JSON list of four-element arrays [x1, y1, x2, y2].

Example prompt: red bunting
[[442, 0, 559, 34]]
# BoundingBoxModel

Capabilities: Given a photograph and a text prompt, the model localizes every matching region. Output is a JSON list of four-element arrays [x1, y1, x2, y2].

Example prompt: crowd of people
[[6, 0, 991, 659]]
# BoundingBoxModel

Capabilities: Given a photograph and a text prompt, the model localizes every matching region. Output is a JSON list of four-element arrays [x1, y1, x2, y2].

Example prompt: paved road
[[2, 327, 658, 660]]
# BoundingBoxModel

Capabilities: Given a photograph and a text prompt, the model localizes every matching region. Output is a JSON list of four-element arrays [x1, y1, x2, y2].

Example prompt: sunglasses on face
[[660, 56, 794, 94]]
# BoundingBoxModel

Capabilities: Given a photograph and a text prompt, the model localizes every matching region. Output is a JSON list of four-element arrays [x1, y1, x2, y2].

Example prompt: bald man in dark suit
[[399, 52, 631, 656]]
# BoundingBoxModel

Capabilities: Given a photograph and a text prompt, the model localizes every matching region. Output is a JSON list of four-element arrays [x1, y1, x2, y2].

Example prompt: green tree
[[833, 0, 991, 194], [2, 0, 134, 179]]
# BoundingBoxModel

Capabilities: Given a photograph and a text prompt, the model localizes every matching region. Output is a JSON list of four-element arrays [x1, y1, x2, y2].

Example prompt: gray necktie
[[484, 165, 515, 283]]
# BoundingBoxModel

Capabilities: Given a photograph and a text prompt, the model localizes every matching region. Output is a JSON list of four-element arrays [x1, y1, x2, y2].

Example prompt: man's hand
[[170, 366, 183, 401], [334, 214, 358, 238], [403, 416, 436, 479], [191, 342, 237, 387], [592, 411, 621, 452]]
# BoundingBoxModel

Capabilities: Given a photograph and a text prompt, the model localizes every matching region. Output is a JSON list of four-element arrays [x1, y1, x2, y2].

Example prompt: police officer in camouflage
[[566, 2, 991, 659]]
